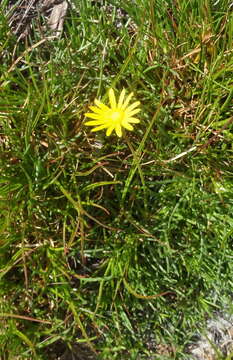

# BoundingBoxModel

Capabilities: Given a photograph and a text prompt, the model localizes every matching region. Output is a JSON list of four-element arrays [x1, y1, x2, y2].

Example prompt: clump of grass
[[1, 0, 233, 359]]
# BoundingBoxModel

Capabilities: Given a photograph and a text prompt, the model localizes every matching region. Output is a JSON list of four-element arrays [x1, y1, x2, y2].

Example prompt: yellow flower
[[85, 88, 140, 137]]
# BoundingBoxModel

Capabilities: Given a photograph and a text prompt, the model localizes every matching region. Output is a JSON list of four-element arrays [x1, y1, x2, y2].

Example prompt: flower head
[[85, 88, 140, 137]]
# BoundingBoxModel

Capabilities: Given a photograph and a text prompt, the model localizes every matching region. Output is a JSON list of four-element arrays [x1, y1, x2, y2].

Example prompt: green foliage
[[1, 0, 233, 359]]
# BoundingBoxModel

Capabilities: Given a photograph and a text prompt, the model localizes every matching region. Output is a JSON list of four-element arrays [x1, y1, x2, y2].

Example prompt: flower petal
[[127, 108, 140, 117], [125, 101, 140, 112], [127, 117, 140, 124], [117, 89, 126, 108], [94, 99, 110, 111], [122, 92, 134, 109], [89, 106, 104, 114], [106, 125, 115, 136], [85, 120, 105, 126], [109, 88, 116, 109], [122, 122, 133, 131], [115, 124, 122, 137], [85, 113, 102, 119], [91, 124, 109, 132]]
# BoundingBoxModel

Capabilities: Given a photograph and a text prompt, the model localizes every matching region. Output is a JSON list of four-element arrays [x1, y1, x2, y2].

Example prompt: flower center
[[110, 110, 123, 123]]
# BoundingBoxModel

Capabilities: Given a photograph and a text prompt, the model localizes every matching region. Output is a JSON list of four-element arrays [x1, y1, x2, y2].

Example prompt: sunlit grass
[[1, 0, 233, 359]]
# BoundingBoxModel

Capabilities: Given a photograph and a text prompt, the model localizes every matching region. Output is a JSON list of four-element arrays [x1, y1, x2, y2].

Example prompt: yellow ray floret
[[85, 88, 140, 137]]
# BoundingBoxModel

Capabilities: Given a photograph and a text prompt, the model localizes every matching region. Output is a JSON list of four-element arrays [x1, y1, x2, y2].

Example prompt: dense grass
[[1, 0, 233, 359]]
